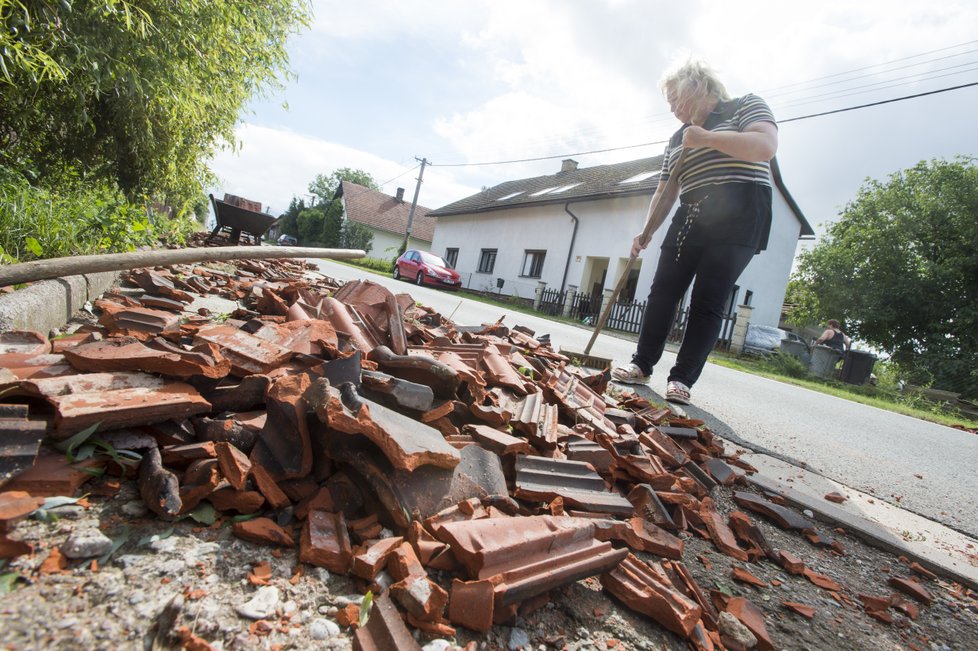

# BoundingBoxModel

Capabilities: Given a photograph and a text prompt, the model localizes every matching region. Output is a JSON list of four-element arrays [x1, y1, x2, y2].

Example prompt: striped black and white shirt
[[660, 93, 776, 194]]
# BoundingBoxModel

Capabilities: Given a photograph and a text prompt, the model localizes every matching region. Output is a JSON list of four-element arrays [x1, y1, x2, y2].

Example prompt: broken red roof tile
[[824, 491, 847, 504], [909, 562, 938, 581], [62, 336, 232, 380], [627, 484, 678, 530], [194, 324, 293, 376], [775, 549, 806, 575], [352, 593, 422, 651], [0, 331, 51, 355], [888, 576, 933, 605], [391, 573, 449, 622], [0, 353, 75, 380], [803, 567, 843, 592], [206, 488, 264, 514], [0, 534, 33, 560], [138, 447, 182, 516], [3, 452, 103, 497], [0, 410, 47, 484], [130, 269, 195, 303], [732, 490, 813, 532], [699, 497, 749, 562], [309, 379, 460, 472], [731, 566, 767, 589], [0, 491, 46, 531], [591, 516, 684, 559], [352, 536, 404, 580], [728, 511, 773, 562], [449, 578, 496, 632], [782, 601, 815, 619], [300, 509, 353, 573], [249, 462, 291, 510], [233, 516, 294, 547], [601, 553, 702, 639], [253, 319, 339, 356], [371, 345, 460, 400], [250, 372, 315, 480], [463, 424, 534, 456], [98, 304, 182, 338], [214, 442, 251, 491], [722, 596, 774, 651], [514, 455, 634, 516]]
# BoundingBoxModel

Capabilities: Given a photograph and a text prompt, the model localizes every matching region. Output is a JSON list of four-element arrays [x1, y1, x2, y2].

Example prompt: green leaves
[[792, 156, 978, 398]]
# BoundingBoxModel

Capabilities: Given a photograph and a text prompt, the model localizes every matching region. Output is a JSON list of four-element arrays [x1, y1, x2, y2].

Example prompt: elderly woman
[[612, 60, 778, 405]]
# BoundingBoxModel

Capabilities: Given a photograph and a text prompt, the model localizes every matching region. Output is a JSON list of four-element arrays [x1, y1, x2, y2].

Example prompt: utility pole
[[400, 157, 427, 254]]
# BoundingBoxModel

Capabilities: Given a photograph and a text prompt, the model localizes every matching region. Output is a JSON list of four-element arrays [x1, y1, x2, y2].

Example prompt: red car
[[393, 249, 461, 290]]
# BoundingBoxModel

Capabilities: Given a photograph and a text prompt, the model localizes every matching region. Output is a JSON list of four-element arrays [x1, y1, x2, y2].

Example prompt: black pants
[[631, 244, 756, 387]]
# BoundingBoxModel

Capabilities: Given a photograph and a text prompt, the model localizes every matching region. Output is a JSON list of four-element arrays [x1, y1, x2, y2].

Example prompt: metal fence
[[532, 289, 736, 348]]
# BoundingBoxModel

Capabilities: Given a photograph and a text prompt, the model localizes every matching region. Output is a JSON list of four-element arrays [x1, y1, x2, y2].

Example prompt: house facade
[[428, 157, 814, 328], [335, 181, 436, 257]]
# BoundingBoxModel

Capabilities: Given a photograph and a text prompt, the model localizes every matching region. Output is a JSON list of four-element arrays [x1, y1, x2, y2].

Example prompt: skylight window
[[619, 171, 659, 184], [547, 183, 582, 194], [529, 186, 560, 197], [496, 191, 525, 201]]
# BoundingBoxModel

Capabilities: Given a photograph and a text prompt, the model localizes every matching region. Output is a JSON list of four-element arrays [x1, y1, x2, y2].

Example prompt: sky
[[211, 0, 978, 255]]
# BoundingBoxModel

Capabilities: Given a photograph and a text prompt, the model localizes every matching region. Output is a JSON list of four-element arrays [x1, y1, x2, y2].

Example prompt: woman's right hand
[[631, 233, 647, 257]]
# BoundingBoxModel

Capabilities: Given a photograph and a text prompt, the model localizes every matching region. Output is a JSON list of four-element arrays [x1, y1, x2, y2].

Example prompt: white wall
[[431, 189, 803, 327], [367, 228, 430, 259]]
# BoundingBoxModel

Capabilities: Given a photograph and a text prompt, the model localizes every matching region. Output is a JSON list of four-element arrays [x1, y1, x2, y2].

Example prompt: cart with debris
[[206, 193, 280, 246]]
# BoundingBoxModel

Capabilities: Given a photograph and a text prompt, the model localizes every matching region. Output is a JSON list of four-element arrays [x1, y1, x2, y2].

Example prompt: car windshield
[[419, 252, 449, 268]]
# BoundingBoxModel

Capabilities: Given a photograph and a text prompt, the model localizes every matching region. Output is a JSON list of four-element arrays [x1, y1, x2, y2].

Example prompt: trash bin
[[810, 345, 843, 378], [779, 339, 811, 366], [841, 349, 877, 385]]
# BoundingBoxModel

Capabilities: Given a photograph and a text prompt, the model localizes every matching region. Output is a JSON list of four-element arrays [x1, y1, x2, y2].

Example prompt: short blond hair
[[660, 58, 730, 103]]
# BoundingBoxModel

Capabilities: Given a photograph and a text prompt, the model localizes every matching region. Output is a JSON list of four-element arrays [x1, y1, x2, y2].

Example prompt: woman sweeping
[[612, 59, 778, 405]]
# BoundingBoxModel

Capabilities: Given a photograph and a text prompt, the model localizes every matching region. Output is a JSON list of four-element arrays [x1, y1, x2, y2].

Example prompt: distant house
[[428, 157, 814, 328], [335, 181, 437, 257]]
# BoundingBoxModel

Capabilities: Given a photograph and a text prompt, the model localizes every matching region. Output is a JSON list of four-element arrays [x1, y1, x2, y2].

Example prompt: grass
[[711, 352, 978, 430]]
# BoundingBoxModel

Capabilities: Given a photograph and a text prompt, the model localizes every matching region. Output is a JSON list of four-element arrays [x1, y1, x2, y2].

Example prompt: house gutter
[[560, 202, 580, 293]]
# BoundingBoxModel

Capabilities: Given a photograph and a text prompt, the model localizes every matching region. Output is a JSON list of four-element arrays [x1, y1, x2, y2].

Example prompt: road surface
[[311, 259, 978, 538]]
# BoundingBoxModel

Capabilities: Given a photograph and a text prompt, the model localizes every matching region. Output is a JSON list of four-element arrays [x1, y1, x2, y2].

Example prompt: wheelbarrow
[[206, 193, 280, 246]]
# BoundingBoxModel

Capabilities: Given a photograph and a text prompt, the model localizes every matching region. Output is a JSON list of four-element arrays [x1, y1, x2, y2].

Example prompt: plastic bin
[[779, 339, 811, 366], [810, 345, 844, 378], [841, 350, 877, 385]]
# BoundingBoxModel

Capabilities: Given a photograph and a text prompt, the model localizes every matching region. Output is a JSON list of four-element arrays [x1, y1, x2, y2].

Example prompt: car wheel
[[416, 272, 425, 286], [392, 266, 400, 280]]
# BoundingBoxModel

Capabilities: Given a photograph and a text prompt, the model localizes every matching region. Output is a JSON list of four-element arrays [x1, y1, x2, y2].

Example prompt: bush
[[348, 257, 393, 274], [0, 166, 201, 262]]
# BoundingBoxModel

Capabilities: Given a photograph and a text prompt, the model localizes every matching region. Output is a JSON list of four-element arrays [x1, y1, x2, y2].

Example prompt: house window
[[521, 250, 546, 278], [444, 248, 458, 268], [478, 249, 497, 274], [743, 290, 753, 306]]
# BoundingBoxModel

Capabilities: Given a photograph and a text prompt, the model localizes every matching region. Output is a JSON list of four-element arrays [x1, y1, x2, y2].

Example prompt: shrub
[[757, 352, 810, 378]]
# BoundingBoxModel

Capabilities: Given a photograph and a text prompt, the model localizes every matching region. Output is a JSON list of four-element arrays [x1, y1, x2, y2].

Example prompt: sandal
[[665, 380, 691, 405], [611, 363, 650, 385]]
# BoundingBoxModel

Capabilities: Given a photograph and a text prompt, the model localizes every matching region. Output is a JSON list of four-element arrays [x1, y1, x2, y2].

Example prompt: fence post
[[730, 304, 753, 354], [562, 285, 577, 318], [533, 281, 547, 311], [600, 287, 615, 324]]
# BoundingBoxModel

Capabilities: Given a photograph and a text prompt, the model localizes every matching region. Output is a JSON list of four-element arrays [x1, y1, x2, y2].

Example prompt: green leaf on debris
[[137, 527, 175, 548], [55, 422, 101, 459], [31, 495, 87, 523], [228, 513, 260, 523], [714, 581, 733, 596], [186, 502, 216, 525], [99, 526, 132, 565], [359, 591, 373, 628], [0, 573, 23, 595]]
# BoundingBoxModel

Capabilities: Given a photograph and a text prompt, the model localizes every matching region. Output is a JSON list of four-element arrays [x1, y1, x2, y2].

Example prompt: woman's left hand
[[682, 125, 712, 149]]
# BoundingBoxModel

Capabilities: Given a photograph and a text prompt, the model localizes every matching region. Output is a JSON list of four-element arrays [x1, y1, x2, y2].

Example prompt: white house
[[335, 181, 436, 257], [428, 156, 814, 328]]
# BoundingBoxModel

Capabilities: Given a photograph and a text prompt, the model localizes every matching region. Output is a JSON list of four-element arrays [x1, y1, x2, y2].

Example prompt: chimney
[[395, 187, 405, 202], [560, 159, 579, 173]]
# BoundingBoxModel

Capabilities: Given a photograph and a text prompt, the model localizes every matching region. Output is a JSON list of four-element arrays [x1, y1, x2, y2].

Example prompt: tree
[[308, 168, 379, 203], [789, 157, 978, 397], [278, 197, 306, 237], [296, 207, 324, 245], [342, 220, 373, 255], [0, 1, 311, 212]]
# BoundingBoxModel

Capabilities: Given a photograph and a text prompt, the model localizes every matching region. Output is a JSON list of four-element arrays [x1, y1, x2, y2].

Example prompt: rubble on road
[[0, 255, 972, 650]]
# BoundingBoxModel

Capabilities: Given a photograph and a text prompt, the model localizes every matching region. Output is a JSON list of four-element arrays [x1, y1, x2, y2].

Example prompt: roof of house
[[335, 181, 437, 243], [430, 156, 814, 237]]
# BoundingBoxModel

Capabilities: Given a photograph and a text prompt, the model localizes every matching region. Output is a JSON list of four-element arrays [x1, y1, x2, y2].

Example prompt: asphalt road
[[312, 259, 978, 538]]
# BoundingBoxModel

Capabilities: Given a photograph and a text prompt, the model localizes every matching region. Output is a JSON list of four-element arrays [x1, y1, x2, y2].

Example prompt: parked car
[[743, 325, 810, 356], [393, 249, 461, 290], [277, 234, 298, 246]]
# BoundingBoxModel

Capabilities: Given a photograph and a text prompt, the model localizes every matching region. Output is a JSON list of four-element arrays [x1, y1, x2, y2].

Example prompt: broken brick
[[731, 566, 767, 589], [214, 442, 251, 491], [783, 601, 815, 619], [299, 510, 353, 573], [888, 576, 933, 605], [233, 517, 294, 547], [352, 537, 405, 580]]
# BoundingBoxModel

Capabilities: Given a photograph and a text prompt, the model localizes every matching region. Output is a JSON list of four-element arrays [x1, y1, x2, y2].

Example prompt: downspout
[[560, 202, 580, 293]]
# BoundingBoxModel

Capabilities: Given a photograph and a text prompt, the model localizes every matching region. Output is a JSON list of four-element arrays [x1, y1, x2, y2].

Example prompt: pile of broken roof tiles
[[0, 257, 939, 650]]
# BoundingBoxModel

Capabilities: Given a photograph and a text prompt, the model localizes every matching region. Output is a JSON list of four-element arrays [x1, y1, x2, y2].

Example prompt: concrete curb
[[0, 271, 119, 334], [747, 472, 978, 592]]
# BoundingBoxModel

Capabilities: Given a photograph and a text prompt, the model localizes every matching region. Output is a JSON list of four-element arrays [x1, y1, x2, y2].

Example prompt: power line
[[431, 79, 978, 169]]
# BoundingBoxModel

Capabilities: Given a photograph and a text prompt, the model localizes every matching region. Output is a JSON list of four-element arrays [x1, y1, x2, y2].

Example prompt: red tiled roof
[[337, 181, 436, 244]]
